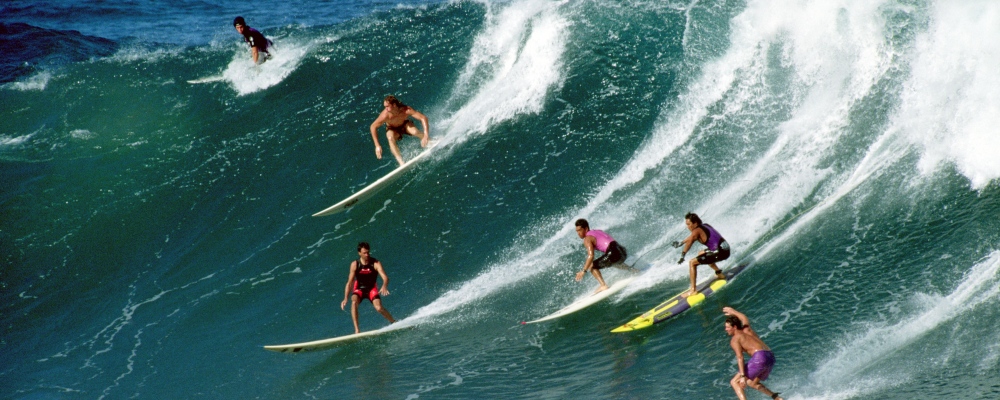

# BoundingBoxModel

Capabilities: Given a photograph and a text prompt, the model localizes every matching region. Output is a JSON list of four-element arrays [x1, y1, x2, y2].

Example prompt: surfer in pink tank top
[[574, 219, 630, 293]]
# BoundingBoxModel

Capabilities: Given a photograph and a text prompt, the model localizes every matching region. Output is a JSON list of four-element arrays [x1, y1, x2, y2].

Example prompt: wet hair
[[357, 242, 371, 252], [725, 315, 743, 330], [685, 212, 702, 225], [384, 95, 405, 108], [233, 16, 246, 27], [575, 219, 589, 230]]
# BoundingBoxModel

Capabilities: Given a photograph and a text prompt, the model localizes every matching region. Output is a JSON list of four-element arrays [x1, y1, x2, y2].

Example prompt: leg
[[747, 378, 782, 400], [372, 298, 396, 324], [590, 269, 610, 293], [730, 373, 749, 400], [404, 122, 427, 146], [385, 130, 405, 165], [711, 262, 725, 279], [683, 258, 700, 297], [350, 294, 361, 334]]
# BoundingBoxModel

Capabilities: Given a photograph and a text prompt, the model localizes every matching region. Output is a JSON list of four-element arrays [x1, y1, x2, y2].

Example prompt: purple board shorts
[[747, 350, 775, 381]]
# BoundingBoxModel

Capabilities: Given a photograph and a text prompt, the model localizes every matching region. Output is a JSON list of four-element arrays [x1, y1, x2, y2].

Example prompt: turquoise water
[[3, 0, 1000, 399]]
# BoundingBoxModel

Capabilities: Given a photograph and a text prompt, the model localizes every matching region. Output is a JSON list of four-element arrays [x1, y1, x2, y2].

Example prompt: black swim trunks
[[594, 241, 627, 269], [696, 240, 730, 264], [386, 120, 414, 137]]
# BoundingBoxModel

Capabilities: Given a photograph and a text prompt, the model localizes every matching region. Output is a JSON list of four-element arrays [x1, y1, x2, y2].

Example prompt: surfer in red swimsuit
[[369, 95, 430, 165], [341, 242, 396, 334]]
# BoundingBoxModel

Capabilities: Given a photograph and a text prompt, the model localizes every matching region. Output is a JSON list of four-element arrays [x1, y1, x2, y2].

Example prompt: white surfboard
[[264, 325, 412, 353], [313, 142, 437, 217], [523, 275, 637, 324], [187, 75, 226, 84]]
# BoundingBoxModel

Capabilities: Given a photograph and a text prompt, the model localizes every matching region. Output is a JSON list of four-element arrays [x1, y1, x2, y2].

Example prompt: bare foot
[[593, 285, 610, 294], [680, 289, 697, 298], [715, 271, 726, 280]]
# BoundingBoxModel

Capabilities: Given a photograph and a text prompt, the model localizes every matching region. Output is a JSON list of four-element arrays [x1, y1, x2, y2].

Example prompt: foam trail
[[788, 252, 1000, 399], [894, 1, 1000, 189], [222, 37, 312, 95], [436, 0, 568, 144]]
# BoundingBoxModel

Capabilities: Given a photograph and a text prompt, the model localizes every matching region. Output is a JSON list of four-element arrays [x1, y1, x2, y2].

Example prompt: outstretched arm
[[575, 237, 596, 281], [410, 109, 430, 146], [723, 306, 750, 328], [341, 262, 357, 310], [370, 112, 386, 159], [374, 261, 390, 296]]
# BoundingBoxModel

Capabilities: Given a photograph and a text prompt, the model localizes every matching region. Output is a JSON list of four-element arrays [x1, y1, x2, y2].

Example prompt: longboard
[[264, 325, 411, 353], [313, 142, 437, 217], [524, 275, 638, 324], [610, 263, 748, 333]]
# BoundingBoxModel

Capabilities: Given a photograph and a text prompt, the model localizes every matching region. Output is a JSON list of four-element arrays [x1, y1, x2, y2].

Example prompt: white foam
[[223, 38, 312, 96], [892, 1, 1000, 189], [2, 71, 53, 91], [788, 252, 1000, 399], [436, 0, 569, 144]]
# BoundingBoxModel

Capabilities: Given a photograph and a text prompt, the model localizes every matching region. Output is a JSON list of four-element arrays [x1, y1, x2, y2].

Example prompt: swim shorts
[[386, 120, 415, 137], [696, 240, 730, 264], [352, 285, 380, 303], [746, 350, 775, 381], [594, 241, 627, 270]]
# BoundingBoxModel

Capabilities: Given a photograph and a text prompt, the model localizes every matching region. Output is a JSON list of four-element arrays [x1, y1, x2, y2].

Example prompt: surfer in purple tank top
[[574, 219, 630, 293], [678, 212, 731, 298]]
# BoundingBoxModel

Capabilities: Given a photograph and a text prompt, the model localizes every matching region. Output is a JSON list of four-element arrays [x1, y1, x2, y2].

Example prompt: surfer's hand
[[677, 257, 684, 264], [379, 288, 390, 296], [375, 145, 383, 159], [421, 137, 429, 147], [340, 298, 348, 310], [575, 271, 585, 281], [722, 306, 734, 316]]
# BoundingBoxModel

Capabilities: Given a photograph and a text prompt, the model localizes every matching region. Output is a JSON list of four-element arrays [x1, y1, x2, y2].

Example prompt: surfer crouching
[[341, 242, 396, 334], [574, 219, 632, 293], [369, 95, 430, 165], [723, 307, 784, 400], [677, 212, 730, 298], [233, 16, 272, 64]]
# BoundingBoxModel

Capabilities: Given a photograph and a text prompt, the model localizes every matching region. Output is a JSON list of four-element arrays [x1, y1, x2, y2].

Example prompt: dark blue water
[[3, 0, 1000, 399]]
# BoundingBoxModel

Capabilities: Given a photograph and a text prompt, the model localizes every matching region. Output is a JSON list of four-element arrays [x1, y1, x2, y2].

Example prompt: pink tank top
[[586, 229, 614, 253]]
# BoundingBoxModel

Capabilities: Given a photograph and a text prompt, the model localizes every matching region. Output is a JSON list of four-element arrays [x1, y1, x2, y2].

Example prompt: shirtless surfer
[[340, 242, 396, 334], [677, 212, 731, 297], [574, 219, 631, 293], [369, 95, 430, 165], [723, 307, 784, 400]]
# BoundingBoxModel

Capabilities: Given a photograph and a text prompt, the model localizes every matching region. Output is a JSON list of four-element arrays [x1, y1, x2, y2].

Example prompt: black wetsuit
[[352, 257, 380, 302]]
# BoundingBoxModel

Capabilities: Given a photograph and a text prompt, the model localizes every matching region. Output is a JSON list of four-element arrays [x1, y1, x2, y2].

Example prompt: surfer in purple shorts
[[723, 307, 784, 400], [574, 219, 633, 293]]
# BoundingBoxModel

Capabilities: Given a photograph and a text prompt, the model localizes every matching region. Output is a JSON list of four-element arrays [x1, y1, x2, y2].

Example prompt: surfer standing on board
[[678, 212, 730, 297], [369, 95, 430, 165], [723, 307, 784, 400], [574, 219, 630, 293], [233, 17, 272, 65], [340, 242, 396, 334]]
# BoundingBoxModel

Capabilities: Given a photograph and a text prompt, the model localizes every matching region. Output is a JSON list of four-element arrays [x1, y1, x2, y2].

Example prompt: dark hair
[[685, 212, 702, 225], [357, 242, 370, 252], [725, 315, 743, 329], [233, 16, 246, 27], [384, 95, 406, 108], [575, 219, 589, 229]]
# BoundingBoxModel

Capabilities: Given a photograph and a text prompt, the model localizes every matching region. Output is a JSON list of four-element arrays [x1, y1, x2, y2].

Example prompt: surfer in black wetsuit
[[369, 95, 431, 165], [678, 212, 731, 298], [233, 16, 272, 64], [340, 242, 396, 334]]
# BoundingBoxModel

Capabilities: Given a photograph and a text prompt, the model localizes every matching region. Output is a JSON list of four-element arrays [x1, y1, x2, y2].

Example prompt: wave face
[[3, 0, 1000, 399]]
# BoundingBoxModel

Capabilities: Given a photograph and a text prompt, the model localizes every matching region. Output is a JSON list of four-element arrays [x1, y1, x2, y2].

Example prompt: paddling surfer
[[723, 307, 784, 400], [677, 212, 730, 297], [340, 242, 396, 334], [369, 95, 430, 165], [233, 16, 272, 65], [574, 219, 631, 293]]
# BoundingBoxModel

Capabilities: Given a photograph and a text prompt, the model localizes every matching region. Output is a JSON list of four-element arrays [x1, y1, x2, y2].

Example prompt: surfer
[[340, 242, 396, 334], [369, 95, 430, 165], [677, 212, 730, 297], [233, 16, 272, 64], [723, 307, 784, 400], [574, 219, 631, 293]]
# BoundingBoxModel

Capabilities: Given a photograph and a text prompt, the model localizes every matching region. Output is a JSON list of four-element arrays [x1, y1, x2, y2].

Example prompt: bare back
[[731, 326, 770, 356]]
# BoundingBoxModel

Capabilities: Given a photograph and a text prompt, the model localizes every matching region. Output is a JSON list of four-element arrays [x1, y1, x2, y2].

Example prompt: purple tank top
[[586, 229, 615, 253], [701, 224, 725, 251]]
